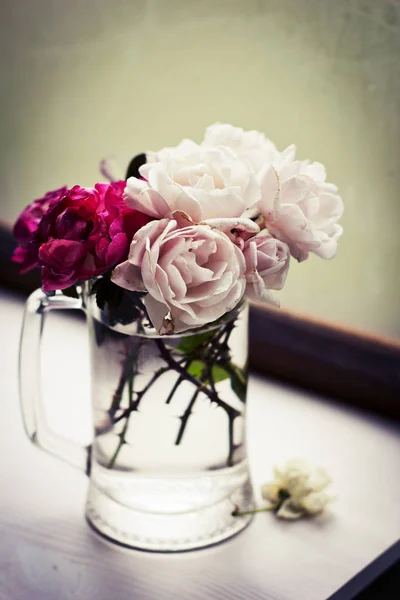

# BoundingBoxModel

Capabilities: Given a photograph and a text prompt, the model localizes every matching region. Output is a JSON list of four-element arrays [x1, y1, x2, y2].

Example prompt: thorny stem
[[207, 363, 217, 396], [155, 338, 240, 420], [106, 318, 242, 468], [164, 360, 190, 405], [107, 377, 134, 469], [220, 320, 235, 349], [108, 342, 138, 419], [174, 336, 225, 447], [157, 328, 241, 463], [112, 365, 170, 425], [109, 375, 126, 418], [108, 372, 126, 418], [175, 383, 204, 445], [232, 504, 277, 517], [227, 413, 235, 467], [165, 374, 185, 405], [107, 362, 173, 467]]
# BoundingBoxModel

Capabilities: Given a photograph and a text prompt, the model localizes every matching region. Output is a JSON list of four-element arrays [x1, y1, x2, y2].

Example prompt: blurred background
[[1, 0, 399, 340]]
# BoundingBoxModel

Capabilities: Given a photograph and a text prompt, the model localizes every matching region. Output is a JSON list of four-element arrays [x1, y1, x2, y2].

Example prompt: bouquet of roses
[[13, 123, 343, 334], [14, 123, 344, 468]]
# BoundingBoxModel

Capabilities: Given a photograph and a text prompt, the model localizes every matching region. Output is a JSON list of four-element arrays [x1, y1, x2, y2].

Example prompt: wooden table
[[0, 289, 399, 600]]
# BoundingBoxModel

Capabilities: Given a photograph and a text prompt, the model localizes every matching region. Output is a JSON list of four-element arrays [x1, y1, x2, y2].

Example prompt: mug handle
[[19, 288, 91, 473]]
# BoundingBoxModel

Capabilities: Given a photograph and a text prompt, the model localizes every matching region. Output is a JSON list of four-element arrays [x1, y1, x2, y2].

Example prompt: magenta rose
[[34, 181, 150, 291], [12, 186, 68, 272]]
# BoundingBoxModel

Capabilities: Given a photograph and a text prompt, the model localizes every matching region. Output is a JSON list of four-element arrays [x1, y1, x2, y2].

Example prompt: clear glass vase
[[19, 282, 254, 551]]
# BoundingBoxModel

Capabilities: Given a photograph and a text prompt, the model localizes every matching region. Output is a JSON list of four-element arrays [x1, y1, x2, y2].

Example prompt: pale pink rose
[[111, 219, 246, 334], [258, 145, 343, 262], [204, 216, 260, 250], [202, 122, 279, 174], [243, 234, 290, 305], [124, 140, 260, 223]]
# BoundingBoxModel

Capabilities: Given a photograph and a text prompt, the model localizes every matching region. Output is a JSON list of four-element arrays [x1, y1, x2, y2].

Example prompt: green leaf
[[187, 360, 205, 380], [210, 364, 230, 383], [186, 360, 230, 384], [176, 331, 216, 355]]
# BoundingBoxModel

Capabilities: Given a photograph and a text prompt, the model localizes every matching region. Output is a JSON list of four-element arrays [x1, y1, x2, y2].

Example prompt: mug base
[[85, 462, 254, 552]]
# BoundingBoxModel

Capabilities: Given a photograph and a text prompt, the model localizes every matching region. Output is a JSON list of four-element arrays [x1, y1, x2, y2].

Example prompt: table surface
[[0, 289, 399, 600]]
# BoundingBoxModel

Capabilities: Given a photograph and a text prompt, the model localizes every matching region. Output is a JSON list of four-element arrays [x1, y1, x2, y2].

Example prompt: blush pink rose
[[111, 218, 246, 333], [243, 234, 290, 305], [258, 146, 343, 262], [34, 181, 150, 291], [12, 186, 68, 272]]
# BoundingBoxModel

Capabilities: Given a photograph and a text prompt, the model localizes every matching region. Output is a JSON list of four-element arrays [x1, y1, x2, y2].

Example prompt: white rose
[[259, 145, 344, 261], [124, 139, 260, 223], [261, 458, 332, 519], [202, 122, 279, 174]]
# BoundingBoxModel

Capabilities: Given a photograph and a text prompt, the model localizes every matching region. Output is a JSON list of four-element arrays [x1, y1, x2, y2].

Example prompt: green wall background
[[1, 0, 399, 339]]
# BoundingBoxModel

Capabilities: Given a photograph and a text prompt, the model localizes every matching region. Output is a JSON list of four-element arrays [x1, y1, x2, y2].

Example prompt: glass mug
[[19, 284, 254, 551]]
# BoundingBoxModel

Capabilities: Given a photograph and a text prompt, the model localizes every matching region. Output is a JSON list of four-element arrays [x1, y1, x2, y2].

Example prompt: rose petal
[[111, 261, 146, 292], [144, 294, 170, 333], [300, 492, 330, 514], [261, 482, 281, 504]]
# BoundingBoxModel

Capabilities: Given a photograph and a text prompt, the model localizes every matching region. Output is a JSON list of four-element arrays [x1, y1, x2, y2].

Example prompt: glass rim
[[81, 280, 248, 339]]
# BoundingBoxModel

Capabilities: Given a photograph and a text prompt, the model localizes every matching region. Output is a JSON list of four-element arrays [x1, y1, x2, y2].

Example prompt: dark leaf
[[91, 274, 146, 326], [107, 291, 143, 326], [62, 284, 79, 299], [90, 273, 123, 310], [227, 363, 247, 402], [125, 153, 147, 179]]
